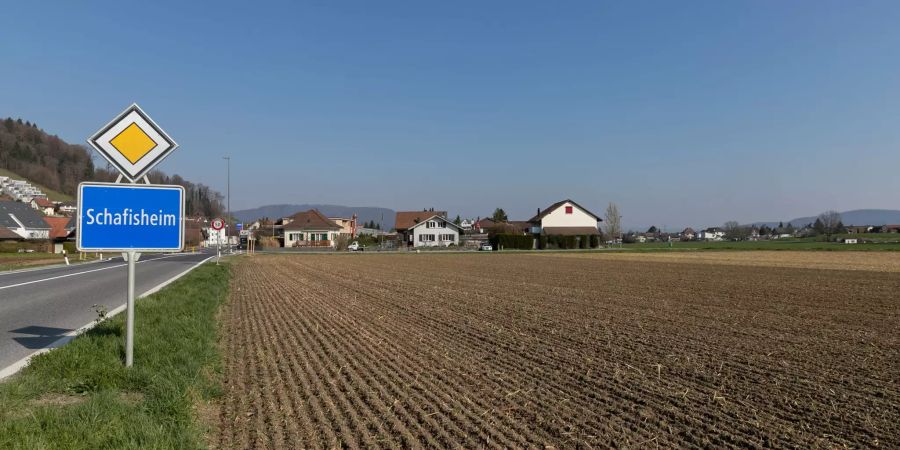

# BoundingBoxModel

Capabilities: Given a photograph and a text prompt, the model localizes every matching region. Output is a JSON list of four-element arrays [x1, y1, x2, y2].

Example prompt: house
[[329, 215, 358, 238], [459, 219, 475, 232], [395, 210, 447, 246], [528, 199, 601, 237], [698, 227, 725, 241], [57, 201, 76, 216], [842, 238, 858, 244], [681, 227, 696, 240], [407, 214, 462, 247], [44, 216, 75, 253], [31, 197, 56, 215], [878, 225, 900, 233], [282, 209, 342, 248], [846, 226, 873, 234], [0, 201, 50, 240]]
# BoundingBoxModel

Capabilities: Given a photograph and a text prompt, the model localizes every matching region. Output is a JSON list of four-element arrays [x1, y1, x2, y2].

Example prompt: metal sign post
[[82, 103, 182, 368], [211, 218, 225, 265], [125, 250, 139, 366]]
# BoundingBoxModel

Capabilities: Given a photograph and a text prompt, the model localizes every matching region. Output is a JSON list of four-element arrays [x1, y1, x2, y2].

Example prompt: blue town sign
[[77, 182, 185, 252]]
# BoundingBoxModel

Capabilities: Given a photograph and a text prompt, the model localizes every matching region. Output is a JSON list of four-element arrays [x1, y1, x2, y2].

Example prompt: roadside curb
[[0, 255, 214, 380]]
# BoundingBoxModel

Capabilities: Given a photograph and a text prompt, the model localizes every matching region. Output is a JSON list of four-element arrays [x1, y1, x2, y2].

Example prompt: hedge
[[489, 234, 534, 250]]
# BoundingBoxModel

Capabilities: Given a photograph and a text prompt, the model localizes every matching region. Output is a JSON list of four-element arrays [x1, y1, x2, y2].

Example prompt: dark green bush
[[489, 234, 534, 250], [538, 235, 548, 249], [579, 235, 588, 249], [589, 235, 600, 248]]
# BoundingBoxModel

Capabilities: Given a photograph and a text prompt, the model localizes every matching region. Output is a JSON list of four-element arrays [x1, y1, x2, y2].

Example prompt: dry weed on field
[[219, 253, 899, 448]]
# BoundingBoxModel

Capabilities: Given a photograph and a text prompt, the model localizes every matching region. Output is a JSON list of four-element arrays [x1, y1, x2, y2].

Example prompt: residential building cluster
[[0, 176, 47, 203]]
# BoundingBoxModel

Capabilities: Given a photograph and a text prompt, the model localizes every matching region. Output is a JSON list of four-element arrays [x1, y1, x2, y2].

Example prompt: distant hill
[[752, 209, 900, 228], [233, 204, 396, 229]]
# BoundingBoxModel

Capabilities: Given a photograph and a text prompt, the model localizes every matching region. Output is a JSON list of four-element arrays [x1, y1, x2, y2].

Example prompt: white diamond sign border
[[87, 103, 178, 182]]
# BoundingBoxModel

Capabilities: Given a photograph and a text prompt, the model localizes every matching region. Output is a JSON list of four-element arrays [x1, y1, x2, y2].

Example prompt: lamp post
[[223, 156, 230, 251]]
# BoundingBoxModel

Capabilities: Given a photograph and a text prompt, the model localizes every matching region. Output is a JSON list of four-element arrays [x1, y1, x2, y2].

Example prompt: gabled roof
[[33, 198, 54, 208], [528, 199, 602, 223], [282, 209, 341, 230], [0, 227, 23, 240], [44, 216, 73, 239], [395, 211, 447, 231], [407, 215, 463, 232], [0, 201, 50, 229]]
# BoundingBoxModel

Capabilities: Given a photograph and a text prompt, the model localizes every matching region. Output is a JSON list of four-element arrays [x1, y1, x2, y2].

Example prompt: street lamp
[[223, 156, 230, 250]]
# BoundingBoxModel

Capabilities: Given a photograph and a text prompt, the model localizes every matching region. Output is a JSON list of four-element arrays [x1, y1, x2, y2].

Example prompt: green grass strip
[[0, 262, 230, 449]]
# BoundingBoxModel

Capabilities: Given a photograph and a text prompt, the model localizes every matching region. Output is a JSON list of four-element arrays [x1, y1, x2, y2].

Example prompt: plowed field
[[219, 253, 899, 448]]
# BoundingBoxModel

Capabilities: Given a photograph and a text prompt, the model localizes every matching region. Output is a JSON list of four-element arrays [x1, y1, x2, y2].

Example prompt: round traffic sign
[[211, 218, 225, 231]]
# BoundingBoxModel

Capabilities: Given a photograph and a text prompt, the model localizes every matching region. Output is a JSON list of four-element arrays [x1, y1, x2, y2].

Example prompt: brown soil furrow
[[219, 253, 899, 448]]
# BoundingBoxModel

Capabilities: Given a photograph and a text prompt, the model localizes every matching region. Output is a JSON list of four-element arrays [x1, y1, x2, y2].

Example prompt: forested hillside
[[0, 117, 225, 218]]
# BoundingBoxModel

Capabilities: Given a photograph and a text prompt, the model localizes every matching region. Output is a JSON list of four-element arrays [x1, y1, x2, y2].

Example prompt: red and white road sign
[[211, 218, 225, 231]]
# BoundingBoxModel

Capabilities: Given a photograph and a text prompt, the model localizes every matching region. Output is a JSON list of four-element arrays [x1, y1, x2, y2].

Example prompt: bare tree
[[817, 210, 843, 240], [723, 220, 750, 241], [604, 202, 622, 242]]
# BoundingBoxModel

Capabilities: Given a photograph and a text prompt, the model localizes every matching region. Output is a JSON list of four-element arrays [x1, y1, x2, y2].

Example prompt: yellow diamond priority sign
[[88, 104, 178, 182]]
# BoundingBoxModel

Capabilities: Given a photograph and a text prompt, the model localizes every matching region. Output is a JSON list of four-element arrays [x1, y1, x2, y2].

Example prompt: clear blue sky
[[2, 1, 899, 229]]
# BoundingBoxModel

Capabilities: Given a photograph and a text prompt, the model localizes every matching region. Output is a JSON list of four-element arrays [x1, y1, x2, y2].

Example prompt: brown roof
[[33, 198, 54, 208], [395, 211, 447, 231], [528, 199, 602, 223], [0, 227, 22, 240], [43, 216, 73, 239], [542, 226, 600, 236], [282, 209, 341, 231]]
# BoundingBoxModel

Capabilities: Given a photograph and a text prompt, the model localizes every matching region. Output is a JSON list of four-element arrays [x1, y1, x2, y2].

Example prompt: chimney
[[537, 208, 541, 216]]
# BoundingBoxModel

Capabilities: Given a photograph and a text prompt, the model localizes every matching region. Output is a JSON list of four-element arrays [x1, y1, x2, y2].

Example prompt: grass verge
[[0, 262, 229, 449]]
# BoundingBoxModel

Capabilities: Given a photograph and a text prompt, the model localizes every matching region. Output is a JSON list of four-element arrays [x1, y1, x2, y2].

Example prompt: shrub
[[538, 235, 548, 249], [589, 235, 600, 248], [579, 235, 588, 249]]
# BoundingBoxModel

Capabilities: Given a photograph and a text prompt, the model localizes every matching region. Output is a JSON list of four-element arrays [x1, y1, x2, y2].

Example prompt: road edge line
[[0, 255, 214, 380]]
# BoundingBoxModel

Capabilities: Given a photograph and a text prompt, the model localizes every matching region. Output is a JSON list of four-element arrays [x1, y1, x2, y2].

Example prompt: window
[[418, 234, 435, 242], [565, 206, 573, 214], [440, 234, 455, 241]]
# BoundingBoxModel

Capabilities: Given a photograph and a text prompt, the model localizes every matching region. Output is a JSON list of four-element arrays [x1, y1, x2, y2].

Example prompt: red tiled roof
[[282, 209, 341, 231], [44, 216, 73, 239], [395, 211, 447, 231], [33, 198, 54, 208]]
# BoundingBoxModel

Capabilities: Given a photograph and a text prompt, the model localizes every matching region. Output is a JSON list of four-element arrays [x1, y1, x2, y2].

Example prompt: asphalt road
[[0, 251, 213, 372]]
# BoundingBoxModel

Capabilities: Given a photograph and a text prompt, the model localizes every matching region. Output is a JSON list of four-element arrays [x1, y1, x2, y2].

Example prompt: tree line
[[0, 117, 225, 218]]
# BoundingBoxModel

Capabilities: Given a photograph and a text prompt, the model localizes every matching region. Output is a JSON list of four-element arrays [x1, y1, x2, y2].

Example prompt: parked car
[[348, 241, 364, 251], [479, 243, 493, 251]]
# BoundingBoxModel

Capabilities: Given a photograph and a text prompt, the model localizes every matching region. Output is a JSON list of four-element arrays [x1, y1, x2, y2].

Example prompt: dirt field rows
[[219, 253, 899, 448]]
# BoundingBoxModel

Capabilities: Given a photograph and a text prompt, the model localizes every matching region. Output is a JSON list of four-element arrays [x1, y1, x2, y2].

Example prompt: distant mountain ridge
[[233, 204, 396, 229], [752, 209, 900, 228]]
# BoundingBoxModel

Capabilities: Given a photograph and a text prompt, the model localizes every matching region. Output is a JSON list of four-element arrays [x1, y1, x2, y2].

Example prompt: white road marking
[[0, 253, 194, 291], [0, 255, 214, 380]]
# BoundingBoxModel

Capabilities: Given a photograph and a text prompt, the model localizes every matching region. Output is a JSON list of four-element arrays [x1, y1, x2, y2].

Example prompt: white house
[[409, 215, 461, 247], [204, 226, 227, 248], [282, 209, 342, 248], [698, 228, 725, 241], [528, 199, 601, 237]]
